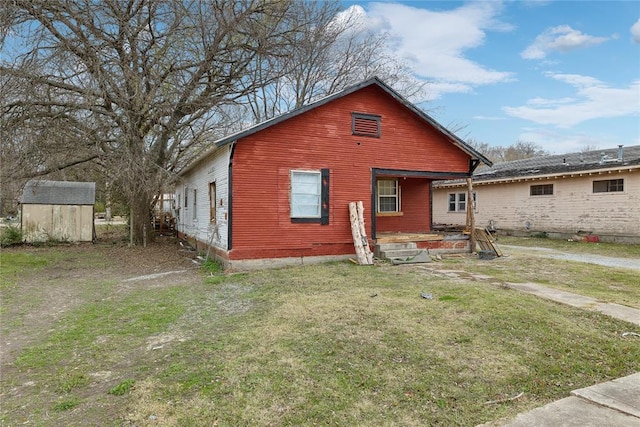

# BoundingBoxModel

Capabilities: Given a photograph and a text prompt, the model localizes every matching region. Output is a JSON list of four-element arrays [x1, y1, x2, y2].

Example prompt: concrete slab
[[594, 303, 640, 326], [506, 282, 598, 307], [501, 396, 640, 427], [390, 250, 432, 265], [571, 373, 640, 418]]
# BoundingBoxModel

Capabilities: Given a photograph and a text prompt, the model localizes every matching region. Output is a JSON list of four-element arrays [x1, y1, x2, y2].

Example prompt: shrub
[[1, 225, 23, 247]]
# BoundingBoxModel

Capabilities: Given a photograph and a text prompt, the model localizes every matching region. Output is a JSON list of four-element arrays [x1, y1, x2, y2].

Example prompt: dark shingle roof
[[20, 180, 96, 205], [473, 145, 640, 182]]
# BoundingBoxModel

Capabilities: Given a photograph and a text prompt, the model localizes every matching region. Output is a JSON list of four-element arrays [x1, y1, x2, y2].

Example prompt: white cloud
[[631, 18, 640, 43], [521, 25, 610, 59], [473, 115, 507, 121], [526, 97, 575, 106], [503, 74, 640, 127], [349, 2, 514, 98]]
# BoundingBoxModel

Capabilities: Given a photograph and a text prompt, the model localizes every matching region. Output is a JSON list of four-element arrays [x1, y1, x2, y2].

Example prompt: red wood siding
[[376, 178, 430, 233], [229, 85, 471, 260]]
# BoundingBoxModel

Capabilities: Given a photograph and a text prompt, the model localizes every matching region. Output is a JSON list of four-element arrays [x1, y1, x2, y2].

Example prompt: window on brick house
[[593, 179, 623, 193], [448, 192, 476, 212], [530, 184, 554, 196]]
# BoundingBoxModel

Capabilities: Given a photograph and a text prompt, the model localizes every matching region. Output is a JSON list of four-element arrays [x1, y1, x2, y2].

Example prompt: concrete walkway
[[505, 281, 640, 326], [499, 373, 640, 427], [490, 280, 640, 426]]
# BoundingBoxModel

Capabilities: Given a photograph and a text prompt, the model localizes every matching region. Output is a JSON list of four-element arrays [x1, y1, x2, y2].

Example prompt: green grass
[[2, 244, 639, 426], [453, 236, 640, 308], [52, 396, 81, 412], [109, 379, 136, 396], [15, 286, 188, 370], [0, 252, 48, 289]]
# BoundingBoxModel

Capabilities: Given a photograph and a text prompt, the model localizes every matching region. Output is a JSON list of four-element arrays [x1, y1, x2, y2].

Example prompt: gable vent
[[352, 113, 381, 138]]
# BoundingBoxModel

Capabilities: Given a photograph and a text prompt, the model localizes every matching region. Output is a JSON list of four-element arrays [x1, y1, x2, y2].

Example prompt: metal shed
[[20, 180, 96, 243]]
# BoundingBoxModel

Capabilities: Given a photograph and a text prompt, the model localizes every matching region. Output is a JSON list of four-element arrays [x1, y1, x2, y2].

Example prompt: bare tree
[[242, 1, 427, 122], [467, 139, 549, 164], [1, 0, 304, 243]]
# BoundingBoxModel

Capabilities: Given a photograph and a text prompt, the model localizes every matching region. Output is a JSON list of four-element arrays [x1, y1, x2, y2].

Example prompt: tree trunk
[[130, 192, 154, 246]]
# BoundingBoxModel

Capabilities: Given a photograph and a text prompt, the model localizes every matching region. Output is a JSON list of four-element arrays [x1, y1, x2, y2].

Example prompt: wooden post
[[466, 177, 476, 253], [349, 201, 373, 265]]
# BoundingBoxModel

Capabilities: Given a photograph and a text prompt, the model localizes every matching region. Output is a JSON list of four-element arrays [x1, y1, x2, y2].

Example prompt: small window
[[352, 113, 381, 137], [184, 187, 188, 207], [209, 182, 216, 223], [448, 192, 476, 212], [291, 171, 321, 218], [377, 180, 399, 213], [593, 179, 623, 193], [192, 189, 197, 220], [530, 184, 553, 196]]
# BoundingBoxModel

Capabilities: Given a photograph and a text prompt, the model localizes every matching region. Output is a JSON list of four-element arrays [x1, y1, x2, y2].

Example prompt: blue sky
[[345, 1, 640, 154]]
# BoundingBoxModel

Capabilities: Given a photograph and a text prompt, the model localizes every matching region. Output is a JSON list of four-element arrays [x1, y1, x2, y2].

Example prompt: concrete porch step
[[374, 241, 432, 264], [390, 250, 432, 265], [374, 242, 417, 259], [380, 248, 424, 259]]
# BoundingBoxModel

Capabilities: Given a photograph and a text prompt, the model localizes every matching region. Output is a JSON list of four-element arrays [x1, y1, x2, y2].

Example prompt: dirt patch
[[0, 235, 200, 369]]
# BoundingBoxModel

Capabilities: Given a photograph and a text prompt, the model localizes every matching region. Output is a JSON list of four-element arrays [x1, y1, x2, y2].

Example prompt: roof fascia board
[[434, 164, 640, 188]]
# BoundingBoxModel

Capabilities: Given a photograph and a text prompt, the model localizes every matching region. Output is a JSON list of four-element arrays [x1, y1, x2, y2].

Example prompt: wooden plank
[[356, 201, 374, 264], [349, 201, 373, 265], [475, 228, 503, 257], [376, 233, 444, 243]]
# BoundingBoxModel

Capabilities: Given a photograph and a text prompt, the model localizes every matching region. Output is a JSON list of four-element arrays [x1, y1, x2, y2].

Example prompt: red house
[[177, 77, 491, 269]]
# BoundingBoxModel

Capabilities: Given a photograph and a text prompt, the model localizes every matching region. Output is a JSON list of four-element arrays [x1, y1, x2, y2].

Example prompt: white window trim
[[291, 170, 322, 218], [448, 192, 476, 213], [377, 179, 400, 213]]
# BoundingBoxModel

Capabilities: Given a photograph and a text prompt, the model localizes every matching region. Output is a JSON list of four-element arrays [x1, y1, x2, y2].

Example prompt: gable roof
[[181, 77, 492, 175], [20, 180, 96, 205], [472, 145, 640, 182]]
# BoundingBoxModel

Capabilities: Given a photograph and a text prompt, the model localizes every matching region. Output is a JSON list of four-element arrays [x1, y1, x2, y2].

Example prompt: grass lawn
[[1, 237, 639, 426], [459, 236, 640, 308]]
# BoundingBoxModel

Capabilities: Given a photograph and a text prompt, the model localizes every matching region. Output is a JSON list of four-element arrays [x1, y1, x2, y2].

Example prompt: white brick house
[[432, 145, 640, 243]]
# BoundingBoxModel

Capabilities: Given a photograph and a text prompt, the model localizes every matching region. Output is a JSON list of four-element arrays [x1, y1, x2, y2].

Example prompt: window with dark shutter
[[291, 168, 330, 224], [352, 113, 381, 137]]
